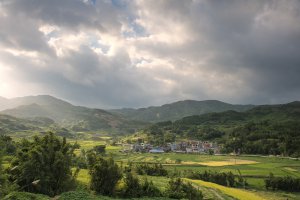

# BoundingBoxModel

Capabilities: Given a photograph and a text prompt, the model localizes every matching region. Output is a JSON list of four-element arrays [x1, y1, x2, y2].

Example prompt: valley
[[1, 95, 300, 200]]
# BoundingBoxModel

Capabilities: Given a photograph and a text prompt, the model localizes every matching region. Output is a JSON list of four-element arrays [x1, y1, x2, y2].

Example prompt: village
[[121, 140, 221, 154]]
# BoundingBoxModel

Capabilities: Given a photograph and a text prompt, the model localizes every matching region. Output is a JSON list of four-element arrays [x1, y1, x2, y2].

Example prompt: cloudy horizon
[[0, 0, 300, 109]]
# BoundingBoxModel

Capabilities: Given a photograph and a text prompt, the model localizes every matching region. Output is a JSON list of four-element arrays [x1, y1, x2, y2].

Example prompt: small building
[[122, 144, 133, 152], [149, 148, 165, 153]]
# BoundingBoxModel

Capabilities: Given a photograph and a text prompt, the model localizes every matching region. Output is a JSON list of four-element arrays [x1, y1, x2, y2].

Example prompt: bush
[[142, 179, 161, 197], [188, 170, 242, 187], [165, 178, 203, 200], [136, 163, 168, 176], [121, 172, 142, 198], [88, 153, 122, 196], [265, 173, 300, 192], [120, 172, 162, 198]]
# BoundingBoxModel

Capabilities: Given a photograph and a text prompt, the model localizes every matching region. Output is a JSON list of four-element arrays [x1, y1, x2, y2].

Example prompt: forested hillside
[[143, 101, 300, 156], [111, 100, 254, 122]]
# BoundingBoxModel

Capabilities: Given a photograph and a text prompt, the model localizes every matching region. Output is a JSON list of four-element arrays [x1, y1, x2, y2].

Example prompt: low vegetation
[[265, 173, 300, 192], [187, 170, 246, 187], [136, 163, 168, 176]]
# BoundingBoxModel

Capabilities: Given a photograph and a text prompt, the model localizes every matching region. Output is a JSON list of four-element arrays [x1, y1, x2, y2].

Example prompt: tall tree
[[9, 132, 77, 196]]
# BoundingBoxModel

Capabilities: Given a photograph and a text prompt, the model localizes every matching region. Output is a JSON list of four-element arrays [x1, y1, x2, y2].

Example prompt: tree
[[88, 153, 121, 196], [8, 132, 77, 196], [142, 179, 161, 197], [121, 172, 142, 198], [120, 172, 161, 198], [0, 151, 7, 198], [165, 178, 203, 200], [93, 145, 106, 154]]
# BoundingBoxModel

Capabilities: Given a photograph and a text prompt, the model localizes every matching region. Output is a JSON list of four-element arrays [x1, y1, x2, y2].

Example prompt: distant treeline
[[136, 163, 168, 176], [143, 113, 300, 157], [187, 170, 247, 188], [222, 121, 300, 157]]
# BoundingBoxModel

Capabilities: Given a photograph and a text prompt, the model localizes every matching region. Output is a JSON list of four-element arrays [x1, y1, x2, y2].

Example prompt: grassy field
[[112, 152, 300, 177], [71, 149, 300, 200]]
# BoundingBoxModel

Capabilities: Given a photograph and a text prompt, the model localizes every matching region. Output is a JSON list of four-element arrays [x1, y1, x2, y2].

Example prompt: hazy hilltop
[[110, 100, 255, 122], [0, 95, 146, 132], [0, 95, 72, 111]]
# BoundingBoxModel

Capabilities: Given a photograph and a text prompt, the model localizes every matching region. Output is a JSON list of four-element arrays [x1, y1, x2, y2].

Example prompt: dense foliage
[[136, 163, 168, 176], [187, 170, 247, 187], [87, 153, 122, 196], [0, 152, 7, 198], [265, 173, 300, 192], [121, 172, 162, 198], [165, 178, 203, 200], [143, 102, 300, 156], [8, 132, 77, 196], [0, 135, 16, 155], [223, 121, 300, 156]]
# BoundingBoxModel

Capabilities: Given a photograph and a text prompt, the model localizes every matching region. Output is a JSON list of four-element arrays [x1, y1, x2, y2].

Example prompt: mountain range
[[110, 100, 255, 122], [0, 95, 145, 132], [0, 95, 299, 133]]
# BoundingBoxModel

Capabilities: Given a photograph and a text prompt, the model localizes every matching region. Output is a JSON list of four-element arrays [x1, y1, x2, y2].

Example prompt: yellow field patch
[[73, 168, 90, 185], [198, 159, 258, 166], [143, 157, 155, 162], [165, 158, 173, 164], [185, 178, 266, 200], [284, 167, 298, 172]]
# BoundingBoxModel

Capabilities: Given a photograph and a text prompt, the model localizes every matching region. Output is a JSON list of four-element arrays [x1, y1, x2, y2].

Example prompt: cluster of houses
[[121, 140, 220, 154]]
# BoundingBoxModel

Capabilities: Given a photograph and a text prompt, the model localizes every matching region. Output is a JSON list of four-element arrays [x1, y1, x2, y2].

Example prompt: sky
[[0, 0, 300, 108]]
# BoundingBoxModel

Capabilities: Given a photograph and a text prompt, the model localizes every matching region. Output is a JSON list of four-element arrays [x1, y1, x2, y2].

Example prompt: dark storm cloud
[[0, 0, 299, 108]]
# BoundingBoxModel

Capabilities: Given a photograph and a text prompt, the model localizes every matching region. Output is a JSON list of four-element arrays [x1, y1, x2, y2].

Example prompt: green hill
[[110, 100, 255, 122], [0, 114, 54, 134], [143, 101, 300, 156], [176, 101, 300, 126], [0, 95, 146, 132]]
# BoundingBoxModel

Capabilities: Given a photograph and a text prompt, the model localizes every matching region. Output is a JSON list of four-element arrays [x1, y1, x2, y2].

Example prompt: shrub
[[136, 163, 168, 176], [120, 172, 162, 198], [265, 173, 300, 192], [141, 179, 162, 197], [121, 172, 142, 198], [165, 178, 203, 200], [88, 153, 122, 196], [188, 170, 244, 187]]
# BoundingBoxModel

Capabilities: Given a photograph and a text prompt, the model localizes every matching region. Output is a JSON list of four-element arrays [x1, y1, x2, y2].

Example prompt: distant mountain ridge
[[110, 100, 255, 122], [175, 101, 300, 126], [0, 95, 146, 132], [0, 95, 72, 111]]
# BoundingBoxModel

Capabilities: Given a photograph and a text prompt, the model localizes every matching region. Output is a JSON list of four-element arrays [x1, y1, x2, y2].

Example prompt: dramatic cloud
[[0, 0, 300, 108]]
